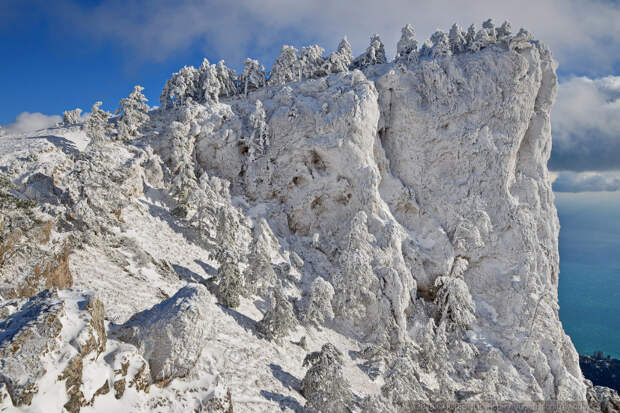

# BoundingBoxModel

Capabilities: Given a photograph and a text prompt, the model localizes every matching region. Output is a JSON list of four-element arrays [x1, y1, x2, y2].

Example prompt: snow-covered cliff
[[1, 20, 614, 412]]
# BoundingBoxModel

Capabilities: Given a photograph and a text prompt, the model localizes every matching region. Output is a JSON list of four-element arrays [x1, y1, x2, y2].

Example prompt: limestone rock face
[[114, 284, 214, 383], [0, 22, 596, 412]]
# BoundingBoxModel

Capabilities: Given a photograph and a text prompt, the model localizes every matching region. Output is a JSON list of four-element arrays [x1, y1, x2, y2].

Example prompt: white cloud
[[550, 75, 620, 172], [2, 112, 61, 134], [46, 0, 620, 75], [552, 171, 620, 192]]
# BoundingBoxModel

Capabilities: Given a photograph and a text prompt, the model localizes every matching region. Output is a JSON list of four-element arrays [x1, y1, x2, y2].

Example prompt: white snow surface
[[0, 26, 596, 412]]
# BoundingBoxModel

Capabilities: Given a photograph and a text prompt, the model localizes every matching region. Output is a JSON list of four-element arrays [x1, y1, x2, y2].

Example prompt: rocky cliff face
[[0, 21, 605, 412]]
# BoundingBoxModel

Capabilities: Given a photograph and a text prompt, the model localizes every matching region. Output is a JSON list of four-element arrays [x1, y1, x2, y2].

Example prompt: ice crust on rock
[[0, 19, 602, 412]]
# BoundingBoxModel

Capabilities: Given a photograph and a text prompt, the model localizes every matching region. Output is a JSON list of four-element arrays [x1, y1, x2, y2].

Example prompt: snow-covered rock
[[0, 19, 602, 412], [113, 284, 214, 383]]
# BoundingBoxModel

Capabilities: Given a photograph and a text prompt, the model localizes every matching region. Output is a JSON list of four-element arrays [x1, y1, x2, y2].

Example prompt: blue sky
[[1, 0, 620, 354]]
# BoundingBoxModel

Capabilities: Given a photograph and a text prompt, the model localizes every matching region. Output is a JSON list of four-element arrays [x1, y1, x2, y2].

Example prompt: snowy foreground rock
[[1, 20, 617, 412]]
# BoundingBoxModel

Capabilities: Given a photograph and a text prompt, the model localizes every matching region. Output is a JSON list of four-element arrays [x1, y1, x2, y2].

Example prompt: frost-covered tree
[[117, 86, 149, 141], [216, 60, 238, 97], [497, 20, 512, 38], [482, 18, 497, 41], [430, 30, 451, 57], [86, 101, 111, 144], [351, 34, 386, 69], [239, 58, 266, 96], [244, 222, 277, 297], [322, 37, 354, 74], [159, 65, 200, 109], [298, 45, 326, 79], [303, 276, 335, 326], [472, 28, 494, 51], [395, 24, 418, 64], [333, 211, 378, 326], [257, 286, 297, 340], [434, 275, 476, 330], [448, 24, 466, 54], [214, 207, 241, 264], [216, 260, 242, 308], [247, 100, 270, 161], [198, 58, 222, 104], [268, 45, 299, 86], [418, 40, 433, 58], [62, 108, 82, 126], [301, 343, 353, 413], [465, 24, 477, 51]]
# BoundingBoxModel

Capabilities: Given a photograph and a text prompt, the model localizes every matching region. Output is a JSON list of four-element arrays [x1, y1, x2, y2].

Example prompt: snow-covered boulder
[[113, 284, 214, 383]]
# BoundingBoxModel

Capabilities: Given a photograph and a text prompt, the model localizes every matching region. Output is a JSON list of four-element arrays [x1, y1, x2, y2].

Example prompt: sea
[[556, 191, 620, 359]]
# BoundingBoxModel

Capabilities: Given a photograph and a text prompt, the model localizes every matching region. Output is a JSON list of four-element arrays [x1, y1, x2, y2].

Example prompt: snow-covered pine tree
[[322, 37, 354, 74], [216, 60, 238, 98], [244, 221, 277, 297], [298, 45, 326, 79], [62, 108, 82, 126], [482, 18, 497, 41], [351, 34, 387, 69], [303, 276, 335, 326], [86, 101, 111, 145], [159, 65, 200, 109], [434, 273, 476, 330], [301, 343, 353, 413], [214, 207, 240, 264], [430, 30, 451, 57], [247, 100, 270, 162], [239, 58, 266, 96], [198, 58, 222, 104], [496, 20, 512, 39], [465, 24, 477, 51], [216, 260, 242, 308], [257, 285, 297, 340], [395, 24, 418, 65], [117, 86, 149, 141], [268, 45, 299, 86], [332, 211, 378, 326], [448, 24, 466, 54]]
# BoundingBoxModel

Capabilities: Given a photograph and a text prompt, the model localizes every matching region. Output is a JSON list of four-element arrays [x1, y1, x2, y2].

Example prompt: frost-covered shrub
[[86, 101, 111, 144], [395, 24, 418, 65], [257, 286, 296, 340], [303, 276, 335, 326], [216, 260, 242, 308], [117, 86, 149, 141], [301, 343, 353, 413], [62, 108, 83, 126], [434, 275, 475, 329], [239, 58, 266, 96], [268, 45, 299, 86], [322, 37, 354, 74], [352, 34, 386, 69]]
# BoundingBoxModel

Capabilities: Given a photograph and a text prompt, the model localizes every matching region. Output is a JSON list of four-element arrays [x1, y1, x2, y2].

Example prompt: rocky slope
[[0, 20, 616, 412]]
